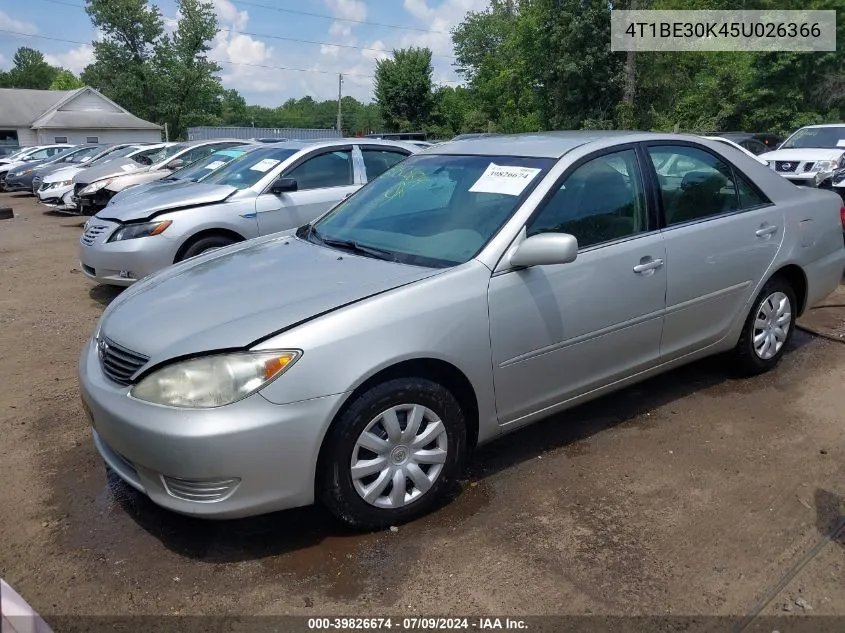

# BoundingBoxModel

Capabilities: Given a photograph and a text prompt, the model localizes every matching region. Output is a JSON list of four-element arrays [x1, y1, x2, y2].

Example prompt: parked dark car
[[710, 132, 784, 155], [4, 145, 103, 193]]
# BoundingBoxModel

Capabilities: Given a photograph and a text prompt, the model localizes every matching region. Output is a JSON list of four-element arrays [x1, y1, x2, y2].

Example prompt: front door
[[488, 147, 667, 425], [644, 143, 785, 360], [255, 147, 359, 235]]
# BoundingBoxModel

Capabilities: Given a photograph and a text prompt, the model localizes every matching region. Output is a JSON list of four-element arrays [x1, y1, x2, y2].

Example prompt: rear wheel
[[733, 276, 796, 375], [317, 378, 466, 530], [178, 235, 236, 261]]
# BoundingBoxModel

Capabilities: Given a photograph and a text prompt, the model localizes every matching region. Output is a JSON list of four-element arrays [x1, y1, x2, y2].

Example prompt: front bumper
[[78, 338, 345, 518], [75, 190, 114, 214], [78, 220, 180, 286], [37, 184, 76, 210], [3, 174, 34, 192]]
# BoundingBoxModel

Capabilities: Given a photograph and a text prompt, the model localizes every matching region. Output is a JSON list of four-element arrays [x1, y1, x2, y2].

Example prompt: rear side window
[[362, 149, 408, 181], [648, 146, 741, 225], [286, 150, 353, 190]]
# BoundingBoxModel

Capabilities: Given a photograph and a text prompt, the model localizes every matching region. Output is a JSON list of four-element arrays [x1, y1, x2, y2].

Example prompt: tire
[[178, 235, 236, 261], [733, 276, 797, 376], [317, 377, 467, 530]]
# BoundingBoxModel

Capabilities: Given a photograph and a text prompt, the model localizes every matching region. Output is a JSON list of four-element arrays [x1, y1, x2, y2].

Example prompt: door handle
[[755, 225, 778, 238], [633, 258, 664, 274]]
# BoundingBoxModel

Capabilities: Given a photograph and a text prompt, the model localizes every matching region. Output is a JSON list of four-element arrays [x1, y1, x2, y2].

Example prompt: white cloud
[[44, 44, 95, 74], [403, 0, 434, 21], [324, 0, 367, 22], [320, 44, 341, 57], [328, 21, 352, 38], [212, 0, 248, 31], [0, 10, 38, 35], [361, 40, 388, 62]]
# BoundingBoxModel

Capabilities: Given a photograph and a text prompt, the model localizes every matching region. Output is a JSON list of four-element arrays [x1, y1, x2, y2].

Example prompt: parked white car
[[759, 124, 845, 187]]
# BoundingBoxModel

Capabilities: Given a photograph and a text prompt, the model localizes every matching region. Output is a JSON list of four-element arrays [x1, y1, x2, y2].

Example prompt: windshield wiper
[[309, 228, 398, 262]]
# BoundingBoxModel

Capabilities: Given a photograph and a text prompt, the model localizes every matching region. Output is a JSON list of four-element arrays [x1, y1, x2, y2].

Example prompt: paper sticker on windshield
[[120, 164, 137, 172], [249, 158, 281, 173], [837, 140, 845, 147], [204, 160, 226, 170], [469, 163, 541, 196]]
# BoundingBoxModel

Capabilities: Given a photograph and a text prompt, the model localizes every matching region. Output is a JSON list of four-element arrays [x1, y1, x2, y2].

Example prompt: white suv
[[759, 124, 845, 189]]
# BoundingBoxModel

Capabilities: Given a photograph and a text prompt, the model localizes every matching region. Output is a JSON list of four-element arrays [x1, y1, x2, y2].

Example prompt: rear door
[[255, 146, 358, 235], [644, 142, 785, 360]]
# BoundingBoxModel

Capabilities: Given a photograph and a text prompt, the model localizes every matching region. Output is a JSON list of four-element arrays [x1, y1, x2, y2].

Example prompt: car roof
[[424, 131, 726, 158], [236, 137, 421, 153]]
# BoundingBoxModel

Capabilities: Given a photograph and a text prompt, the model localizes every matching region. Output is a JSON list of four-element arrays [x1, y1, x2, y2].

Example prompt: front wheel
[[733, 277, 796, 375], [178, 235, 236, 261], [317, 378, 467, 530]]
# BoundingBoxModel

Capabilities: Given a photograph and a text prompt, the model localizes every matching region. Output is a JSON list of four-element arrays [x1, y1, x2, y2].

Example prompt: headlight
[[815, 160, 836, 172], [79, 179, 112, 195], [108, 220, 172, 242], [60, 179, 73, 187], [11, 169, 32, 177], [130, 350, 301, 408]]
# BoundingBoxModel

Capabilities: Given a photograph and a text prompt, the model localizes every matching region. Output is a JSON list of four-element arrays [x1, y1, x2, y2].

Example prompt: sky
[[0, 0, 489, 106]]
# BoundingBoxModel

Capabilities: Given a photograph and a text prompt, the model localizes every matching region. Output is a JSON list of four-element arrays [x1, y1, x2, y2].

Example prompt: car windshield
[[305, 154, 554, 268], [88, 146, 136, 165], [69, 146, 102, 163], [165, 148, 251, 182], [131, 145, 176, 166], [203, 147, 298, 190], [780, 127, 845, 150], [150, 144, 189, 167]]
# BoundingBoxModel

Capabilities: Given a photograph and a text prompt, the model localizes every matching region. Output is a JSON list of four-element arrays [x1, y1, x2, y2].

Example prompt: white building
[[0, 86, 162, 147]]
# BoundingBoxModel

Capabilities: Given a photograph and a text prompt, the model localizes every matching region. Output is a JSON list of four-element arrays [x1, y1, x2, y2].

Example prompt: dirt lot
[[1, 192, 843, 628]]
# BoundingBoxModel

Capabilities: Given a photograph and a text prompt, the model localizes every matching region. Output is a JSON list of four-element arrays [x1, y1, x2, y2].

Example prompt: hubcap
[[753, 291, 791, 360], [350, 404, 448, 509]]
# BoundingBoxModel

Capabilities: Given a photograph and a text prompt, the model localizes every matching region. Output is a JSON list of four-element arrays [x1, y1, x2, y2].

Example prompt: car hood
[[759, 148, 844, 162], [97, 182, 238, 222], [43, 165, 84, 183], [7, 158, 49, 175], [106, 169, 169, 192], [107, 178, 180, 206], [99, 234, 442, 364], [0, 160, 28, 174], [73, 160, 148, 184]]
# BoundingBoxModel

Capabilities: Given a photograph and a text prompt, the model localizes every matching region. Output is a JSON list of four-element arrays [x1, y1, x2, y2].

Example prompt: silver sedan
[[78, 139, 418, 286], [79, 132, 845, 529]]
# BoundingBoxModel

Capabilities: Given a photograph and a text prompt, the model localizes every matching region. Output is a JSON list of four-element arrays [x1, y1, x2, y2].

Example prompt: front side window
[[648, 145, 741, 225], [527, 149, 648, 249], [286, 150, 353, 190], [132, 146, 173, 166], [307, 154, 554, 267], [203, 147, 298, 190], [361, 149, 409, 180]]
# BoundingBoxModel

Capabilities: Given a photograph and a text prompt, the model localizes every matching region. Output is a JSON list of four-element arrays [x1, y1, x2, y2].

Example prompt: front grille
[[97, 336, 148, 385], [776, 161, 797, 173], [80, 223, 109, 246], [802, 162, 816, 172], [161, 476, 241, 503]]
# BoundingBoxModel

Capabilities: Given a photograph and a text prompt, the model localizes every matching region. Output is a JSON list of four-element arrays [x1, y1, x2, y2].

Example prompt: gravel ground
[[0, 193, 843, 630]]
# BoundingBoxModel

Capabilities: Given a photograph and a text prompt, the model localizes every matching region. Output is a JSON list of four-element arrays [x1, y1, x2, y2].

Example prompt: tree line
[[2, 0, 842, 140]]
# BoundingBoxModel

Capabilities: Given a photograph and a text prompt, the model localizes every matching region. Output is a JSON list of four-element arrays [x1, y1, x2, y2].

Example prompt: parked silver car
[[78, 139, 418, 286], [73, 140, 251, 214], [79, 132, 845, 528], [106, 144, 261, 206]]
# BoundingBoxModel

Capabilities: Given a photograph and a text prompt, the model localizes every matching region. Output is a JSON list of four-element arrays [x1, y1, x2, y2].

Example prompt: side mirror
[[509, 233, 578, 268], [166, 158, 185, 170], [271, 177, 298, 194]]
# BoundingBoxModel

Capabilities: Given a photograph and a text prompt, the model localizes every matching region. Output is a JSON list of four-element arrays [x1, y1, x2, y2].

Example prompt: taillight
[[840, 206, 845, 230]]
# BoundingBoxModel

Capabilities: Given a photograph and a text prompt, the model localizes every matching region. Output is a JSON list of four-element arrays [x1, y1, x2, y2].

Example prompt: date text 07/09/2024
[[307, 618, 529, 630]]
